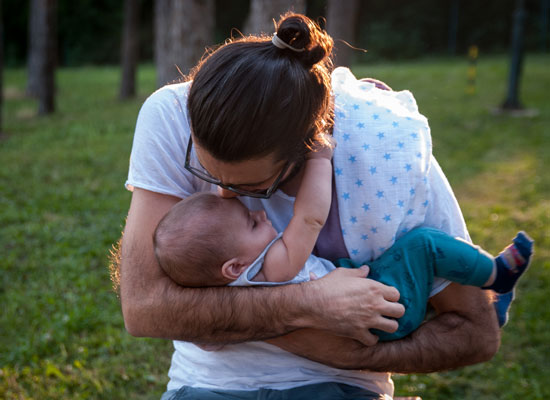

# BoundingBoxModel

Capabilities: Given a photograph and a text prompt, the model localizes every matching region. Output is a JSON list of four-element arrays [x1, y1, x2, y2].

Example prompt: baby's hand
[[306, 135, 336, 161]]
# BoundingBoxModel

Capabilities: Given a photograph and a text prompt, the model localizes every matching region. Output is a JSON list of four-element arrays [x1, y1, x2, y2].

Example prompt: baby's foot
[[486, 231, 534, 294]]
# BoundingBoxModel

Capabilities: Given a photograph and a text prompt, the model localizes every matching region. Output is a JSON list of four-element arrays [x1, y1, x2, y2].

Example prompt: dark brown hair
[[153, 193, 236, 287], [187, 12, 334, 163]]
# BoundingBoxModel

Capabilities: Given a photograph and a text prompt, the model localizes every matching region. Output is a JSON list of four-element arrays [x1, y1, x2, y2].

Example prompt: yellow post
[[466, 45, 479, 95]]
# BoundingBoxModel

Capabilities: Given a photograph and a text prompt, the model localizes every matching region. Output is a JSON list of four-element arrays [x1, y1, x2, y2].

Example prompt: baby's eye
[[252, 220, 257, 228]]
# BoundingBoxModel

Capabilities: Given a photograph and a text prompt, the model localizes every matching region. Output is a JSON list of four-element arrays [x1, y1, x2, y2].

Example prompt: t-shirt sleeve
[[126, 83, 200, 199], [424, 155, 471, 296]]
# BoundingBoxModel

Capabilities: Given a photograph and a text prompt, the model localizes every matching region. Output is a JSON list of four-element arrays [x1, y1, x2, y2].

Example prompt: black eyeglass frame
[[184, 136, 291, 199]]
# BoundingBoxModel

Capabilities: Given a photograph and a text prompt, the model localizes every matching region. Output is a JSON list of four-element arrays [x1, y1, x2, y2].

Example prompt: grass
[[1, 54, 548, 399]]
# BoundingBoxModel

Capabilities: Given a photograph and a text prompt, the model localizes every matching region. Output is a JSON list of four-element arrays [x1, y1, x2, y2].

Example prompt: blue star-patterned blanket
[[332, 67, 432, 263]]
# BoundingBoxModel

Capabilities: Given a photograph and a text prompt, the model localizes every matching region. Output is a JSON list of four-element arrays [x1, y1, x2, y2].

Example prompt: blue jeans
[[161, 383, 383, 400]]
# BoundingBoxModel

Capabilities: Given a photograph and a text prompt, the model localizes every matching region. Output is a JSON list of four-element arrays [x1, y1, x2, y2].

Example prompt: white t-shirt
[[126, 68, 470, 398], [229, 233, 337, 287]]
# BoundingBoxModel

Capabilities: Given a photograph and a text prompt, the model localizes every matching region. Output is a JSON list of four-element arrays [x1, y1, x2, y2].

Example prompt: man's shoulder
[[142, 81, 191, 113]]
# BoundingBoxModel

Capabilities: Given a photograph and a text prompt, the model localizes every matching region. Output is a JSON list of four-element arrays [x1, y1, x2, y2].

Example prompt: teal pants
[[335, 227, 494, 341]]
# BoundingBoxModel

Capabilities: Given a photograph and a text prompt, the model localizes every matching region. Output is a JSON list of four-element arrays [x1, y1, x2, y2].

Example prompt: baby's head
[[153, 192, 277, 287]]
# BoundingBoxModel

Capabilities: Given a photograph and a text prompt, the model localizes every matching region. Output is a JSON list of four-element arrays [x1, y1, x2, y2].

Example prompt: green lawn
[[1, 55, 548, 399]]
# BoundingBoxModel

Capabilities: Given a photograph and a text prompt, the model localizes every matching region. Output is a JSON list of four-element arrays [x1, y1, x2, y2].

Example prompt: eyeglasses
[[184, 136, 291, 199]]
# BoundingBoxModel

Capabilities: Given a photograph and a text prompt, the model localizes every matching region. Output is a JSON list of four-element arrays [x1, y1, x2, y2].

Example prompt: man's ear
[[221, 258, 249, 281]]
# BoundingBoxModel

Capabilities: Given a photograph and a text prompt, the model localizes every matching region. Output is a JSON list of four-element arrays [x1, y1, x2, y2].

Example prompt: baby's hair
[[153, 192, 236, 287]]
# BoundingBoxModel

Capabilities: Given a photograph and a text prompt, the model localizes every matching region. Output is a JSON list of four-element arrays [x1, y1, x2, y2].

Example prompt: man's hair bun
[[275, 13, 333, 68]]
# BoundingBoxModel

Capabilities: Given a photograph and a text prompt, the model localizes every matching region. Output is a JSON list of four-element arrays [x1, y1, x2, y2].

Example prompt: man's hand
[[303, 266, 404, 346]]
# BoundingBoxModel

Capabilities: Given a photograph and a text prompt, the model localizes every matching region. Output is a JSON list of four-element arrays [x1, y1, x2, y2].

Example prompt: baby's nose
[[252, 210, 267, 221]]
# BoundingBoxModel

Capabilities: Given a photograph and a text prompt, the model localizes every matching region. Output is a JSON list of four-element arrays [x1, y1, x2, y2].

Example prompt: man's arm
[[268, 283, 500, 372], [120, 187, 404, 344]]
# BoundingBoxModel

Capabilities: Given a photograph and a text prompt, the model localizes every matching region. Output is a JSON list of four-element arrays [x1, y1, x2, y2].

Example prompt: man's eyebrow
[[197, 155, 278, 187], [229, 168, 283, 188], [231, 177, 273, 188]]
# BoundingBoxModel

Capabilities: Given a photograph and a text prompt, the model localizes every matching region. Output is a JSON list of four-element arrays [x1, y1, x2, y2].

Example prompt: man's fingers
[[312, 267, 407, 341], [356, 331, 379, 346], [373, 316, 400, 334], [384, 301, 405, 319], [332, 265, 370, 278], [381, 285, 400, 302]]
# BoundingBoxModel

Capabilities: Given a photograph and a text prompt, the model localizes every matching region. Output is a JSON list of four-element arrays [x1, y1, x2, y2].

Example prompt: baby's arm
[[262, 143, 334, 282]]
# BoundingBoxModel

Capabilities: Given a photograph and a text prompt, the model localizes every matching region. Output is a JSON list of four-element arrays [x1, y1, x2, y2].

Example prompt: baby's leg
[[367, 227, 494, 341], [484, 231, 534, 294], [492, 231, 534, 327], [416, 228, 496, 287], [366, 228, 438, 341]]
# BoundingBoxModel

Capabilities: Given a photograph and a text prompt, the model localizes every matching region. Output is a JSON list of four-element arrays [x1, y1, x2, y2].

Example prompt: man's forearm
[[348, 309, 500, 373], [271, 310, 500, 373], [269, 284, 501, 373], [122, 258, 314, 343], [122, 240, 402, 344]]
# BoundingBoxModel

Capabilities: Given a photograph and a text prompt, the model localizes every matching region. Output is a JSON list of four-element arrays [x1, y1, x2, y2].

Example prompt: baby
[[153, 148, 533, 340]]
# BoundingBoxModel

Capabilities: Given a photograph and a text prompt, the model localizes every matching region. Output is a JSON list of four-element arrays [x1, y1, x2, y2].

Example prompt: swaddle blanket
[[332, 67, 432, 262]]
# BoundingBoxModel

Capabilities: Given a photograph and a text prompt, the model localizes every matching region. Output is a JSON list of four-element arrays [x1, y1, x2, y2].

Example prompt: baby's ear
[[221, 258, 249, 281]]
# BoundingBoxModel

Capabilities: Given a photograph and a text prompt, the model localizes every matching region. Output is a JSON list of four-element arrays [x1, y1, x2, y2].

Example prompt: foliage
[[3, 0, 547, 66], [354, 0, 526, 61], [1, 54, 549, 399]]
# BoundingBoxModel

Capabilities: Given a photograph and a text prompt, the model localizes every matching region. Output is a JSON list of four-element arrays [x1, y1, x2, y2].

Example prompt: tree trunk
[[448, 0, 459, 55], [26, 0, 40, 96], [33, 0, 57, 115], [326, 0, 360, 67], [502, 0, 527, 110], [155, 0, 214, 88], [154, 0, 170, 88], [0, 0, 3, 133], [244, 0, 306, 35], [119, 0, 140, 100]]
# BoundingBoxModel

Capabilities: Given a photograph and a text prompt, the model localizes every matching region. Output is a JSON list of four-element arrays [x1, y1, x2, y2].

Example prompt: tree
[[326, 0, 360, 67], [154, 0, 170, 87], [119, 0, 141, 99], [501, 0, 527, 110], [27, 0, 57, 114], [26, 0, 40, 96], [243, 0, 305, 35], [154, 0, 214, 88], [448, 0, 459, 55], [0, 0, 3, 134]]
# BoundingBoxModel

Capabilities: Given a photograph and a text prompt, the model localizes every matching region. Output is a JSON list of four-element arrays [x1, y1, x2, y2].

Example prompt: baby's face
[[222, 199, 278, 264]]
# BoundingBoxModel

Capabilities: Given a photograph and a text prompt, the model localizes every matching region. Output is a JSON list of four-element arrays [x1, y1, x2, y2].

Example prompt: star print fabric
[[332, 67, 432, 262]]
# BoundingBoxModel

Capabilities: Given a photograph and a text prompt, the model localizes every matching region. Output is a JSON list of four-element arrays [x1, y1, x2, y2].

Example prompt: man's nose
[[218, 186, 239, 199]]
